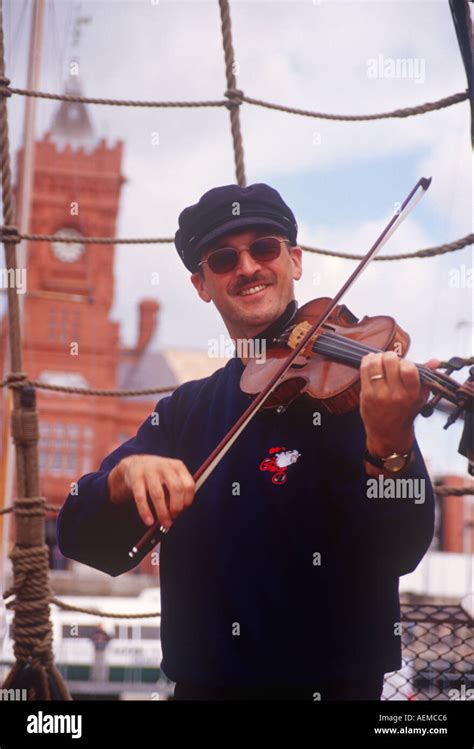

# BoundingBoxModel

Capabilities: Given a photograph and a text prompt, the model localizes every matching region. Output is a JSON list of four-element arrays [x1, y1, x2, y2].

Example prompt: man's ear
[[290, 246, 303, 281], [190, 271, 212, 303]]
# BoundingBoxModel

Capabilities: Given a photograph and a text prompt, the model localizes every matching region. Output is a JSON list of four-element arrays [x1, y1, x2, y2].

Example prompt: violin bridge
[[287, 321, 318, 356]]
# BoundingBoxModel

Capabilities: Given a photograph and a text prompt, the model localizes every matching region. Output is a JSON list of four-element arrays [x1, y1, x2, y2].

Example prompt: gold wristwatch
[[364, 448, 412, 473]]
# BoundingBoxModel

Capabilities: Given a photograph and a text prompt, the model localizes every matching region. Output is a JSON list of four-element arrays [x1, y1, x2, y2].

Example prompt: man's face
[[190, 226, 302, 339]]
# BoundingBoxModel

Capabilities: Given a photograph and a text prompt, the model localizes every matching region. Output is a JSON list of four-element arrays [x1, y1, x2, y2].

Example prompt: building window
[[39, 422, 92, 477], [47, 306, 81, 344]]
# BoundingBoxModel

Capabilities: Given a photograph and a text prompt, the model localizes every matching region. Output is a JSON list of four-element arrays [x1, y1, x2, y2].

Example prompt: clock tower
[[2, 79, 164, 577], [22, 79, 120, 311]]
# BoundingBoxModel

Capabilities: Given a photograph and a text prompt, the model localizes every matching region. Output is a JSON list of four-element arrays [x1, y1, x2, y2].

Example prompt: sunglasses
[[198, 236, 292, 275]]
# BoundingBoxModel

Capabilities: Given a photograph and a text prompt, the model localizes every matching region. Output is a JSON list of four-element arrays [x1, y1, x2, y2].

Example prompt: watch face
[[384, 455, 406, 472], [52, 228, 85, 263]]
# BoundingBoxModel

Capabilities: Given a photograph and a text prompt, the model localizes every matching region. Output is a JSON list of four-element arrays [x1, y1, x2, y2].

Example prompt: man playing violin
[[58, 183, 435, 701]]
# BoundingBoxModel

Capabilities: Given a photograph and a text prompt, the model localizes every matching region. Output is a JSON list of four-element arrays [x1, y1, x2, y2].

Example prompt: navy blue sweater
[[57, 355, 434, 686]]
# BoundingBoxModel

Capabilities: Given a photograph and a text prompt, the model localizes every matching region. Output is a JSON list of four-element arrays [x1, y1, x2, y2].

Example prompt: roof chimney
[[136, 299, 160, 352]]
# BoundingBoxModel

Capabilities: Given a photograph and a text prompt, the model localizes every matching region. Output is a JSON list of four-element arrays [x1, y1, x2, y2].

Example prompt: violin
[[240, 296, 473, 420], [128, 176, 473, 560]]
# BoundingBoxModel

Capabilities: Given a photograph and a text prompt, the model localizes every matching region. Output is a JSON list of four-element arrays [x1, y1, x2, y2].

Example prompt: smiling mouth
[[236, 283, 269, 297]]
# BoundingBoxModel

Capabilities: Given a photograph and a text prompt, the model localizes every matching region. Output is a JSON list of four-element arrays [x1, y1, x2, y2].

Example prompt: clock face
[[52, 228, 85, 263]]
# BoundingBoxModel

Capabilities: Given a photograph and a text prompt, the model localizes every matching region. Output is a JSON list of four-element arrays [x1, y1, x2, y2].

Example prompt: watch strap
[[364, 447, 412, 470]]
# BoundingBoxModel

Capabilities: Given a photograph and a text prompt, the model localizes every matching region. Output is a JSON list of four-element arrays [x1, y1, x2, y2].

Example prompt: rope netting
[[0, 0, 472, 701], [0, 226, 472, 261], [4, 85, 468, 118]]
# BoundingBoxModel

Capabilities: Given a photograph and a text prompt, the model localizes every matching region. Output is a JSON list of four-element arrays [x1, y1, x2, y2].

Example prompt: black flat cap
[[174, 183, 298, 272]]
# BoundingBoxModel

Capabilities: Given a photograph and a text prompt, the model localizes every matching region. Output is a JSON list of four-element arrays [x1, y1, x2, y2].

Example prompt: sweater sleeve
[[355, 440, 435, 577], [56, 395, 176, 577]]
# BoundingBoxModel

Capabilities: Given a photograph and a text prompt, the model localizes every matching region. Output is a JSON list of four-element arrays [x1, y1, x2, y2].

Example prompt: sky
[[2, 0, 473, 477]]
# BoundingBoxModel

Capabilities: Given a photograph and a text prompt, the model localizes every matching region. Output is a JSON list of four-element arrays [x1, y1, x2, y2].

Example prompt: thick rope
[[1, 351, 473, 398], [4, 595, 470, 625], [219, 0, 246, 186], [50, 598, 160, 619], [5, 83, 467, 121], [0, 229, 169, 244], [0, 372, 177, 396], [2, 591, 160, 620], [6, 87, 228, 108], [0, 386, 71, 699], [299, 234, 473, 261], [0, 87, 22, 379], [1, 497, 71, 700], [0, 503, 58, 515], [242, 90, 469, 121], [3, 229, 470, 260], [0, 9, 66, 699]]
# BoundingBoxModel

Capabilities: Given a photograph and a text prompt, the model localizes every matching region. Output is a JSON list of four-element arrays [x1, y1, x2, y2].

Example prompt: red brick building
[[0, 85, 176, 576]]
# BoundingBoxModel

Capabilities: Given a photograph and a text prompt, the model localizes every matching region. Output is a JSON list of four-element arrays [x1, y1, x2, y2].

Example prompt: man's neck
[[232, 300, 298, 364]]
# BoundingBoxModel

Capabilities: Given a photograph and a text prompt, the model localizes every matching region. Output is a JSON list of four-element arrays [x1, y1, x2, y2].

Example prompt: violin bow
[[129, 176, 432, 559]]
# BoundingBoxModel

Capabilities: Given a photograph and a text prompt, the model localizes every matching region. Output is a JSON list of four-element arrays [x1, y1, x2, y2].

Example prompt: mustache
[[231, 275, 274, 295]]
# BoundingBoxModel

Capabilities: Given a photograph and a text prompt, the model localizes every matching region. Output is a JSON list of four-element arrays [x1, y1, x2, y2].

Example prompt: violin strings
[[314, 342, 457, 398], [281, 325, 458, 395], [316, 337, 455, 393], [306, 331, 458, 395], [316, 333, 436, 382]]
